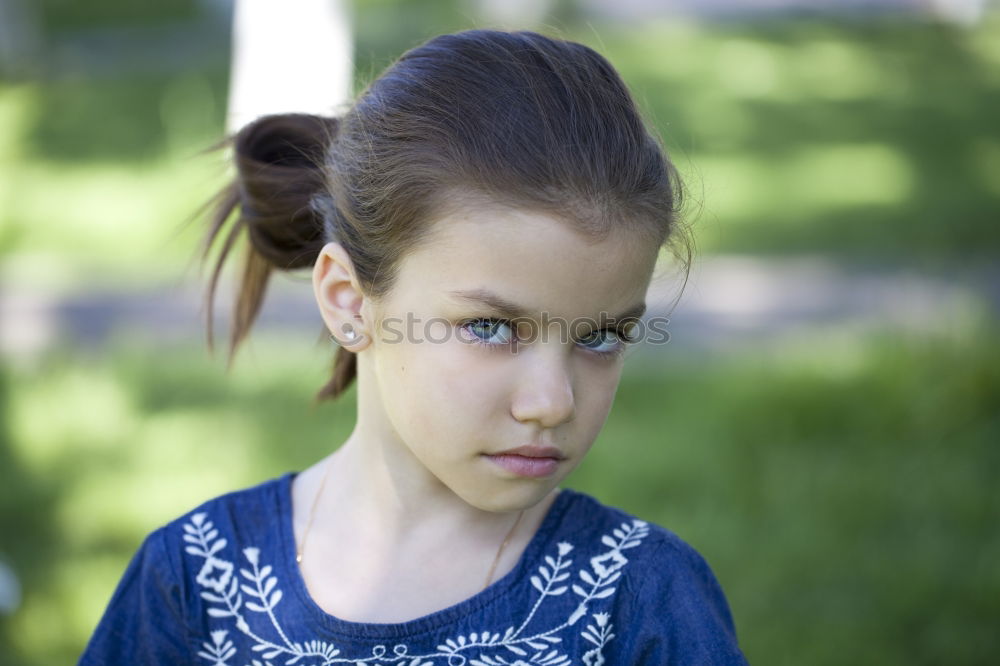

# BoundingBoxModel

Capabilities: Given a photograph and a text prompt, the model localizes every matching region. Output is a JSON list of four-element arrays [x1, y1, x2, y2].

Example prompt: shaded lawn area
[[2, 15, 999, 284], [2, 8, 998, 665], [595, 16, 1000, 263], [1, 316, 997, 665]]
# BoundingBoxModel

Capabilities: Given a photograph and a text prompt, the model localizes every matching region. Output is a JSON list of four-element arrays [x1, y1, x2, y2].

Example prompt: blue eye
[[460, 318, 635, 359], [577, 329, 628, 355], [462, 318, 515, 346]]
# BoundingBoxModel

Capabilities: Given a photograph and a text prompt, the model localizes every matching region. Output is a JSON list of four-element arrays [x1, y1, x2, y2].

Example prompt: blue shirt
[[80, 473, 748, 664]]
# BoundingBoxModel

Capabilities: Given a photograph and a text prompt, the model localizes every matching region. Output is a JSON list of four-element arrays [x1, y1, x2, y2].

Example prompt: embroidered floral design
[[182, 510, 649, 665], [196, 557, 234, 594], [588, 551, 626, 579], [198, 630, 236, 665], [581, 614, 614, 666]]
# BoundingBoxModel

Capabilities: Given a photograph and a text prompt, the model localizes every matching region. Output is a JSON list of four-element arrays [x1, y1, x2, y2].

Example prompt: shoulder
[[100, 471, 292, 615], [148, 472, 291, 565], [80, 475, 295, 663], [139, 471, 293, 581], [557, 487, 748, 664], [154, 473, 294, 620], [557, 486, 705, 571], [166, 472, 292, 534]]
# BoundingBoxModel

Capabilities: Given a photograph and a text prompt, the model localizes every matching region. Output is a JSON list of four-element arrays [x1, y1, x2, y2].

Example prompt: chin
[[460, 484, 555, 514]]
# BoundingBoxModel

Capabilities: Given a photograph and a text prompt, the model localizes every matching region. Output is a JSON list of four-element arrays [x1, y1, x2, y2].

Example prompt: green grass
[[1, 316, 997, 664], [589, 16, 1000, 262], [3, 14, 1000, 286], [2, 8, 999, 664]]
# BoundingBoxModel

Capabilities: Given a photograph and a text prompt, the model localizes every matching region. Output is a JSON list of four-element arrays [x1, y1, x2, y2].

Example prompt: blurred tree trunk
[[227, 0, 353, 133]]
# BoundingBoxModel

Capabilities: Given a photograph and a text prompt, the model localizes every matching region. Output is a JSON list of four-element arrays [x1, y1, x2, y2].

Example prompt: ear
[[313, 242, 372, 351]]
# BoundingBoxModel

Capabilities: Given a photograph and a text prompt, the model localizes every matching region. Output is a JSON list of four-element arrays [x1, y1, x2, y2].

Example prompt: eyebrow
[[447, 288, 647, 322]]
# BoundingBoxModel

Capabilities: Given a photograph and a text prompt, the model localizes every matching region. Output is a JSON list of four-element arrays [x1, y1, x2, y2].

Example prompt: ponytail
[[199, 113, 358, 403]]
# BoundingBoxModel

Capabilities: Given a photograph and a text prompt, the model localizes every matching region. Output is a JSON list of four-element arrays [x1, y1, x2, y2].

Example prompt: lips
[[489, 444, 566, 459], [483, 444, 567, 478], [484, 453, 562, 478]]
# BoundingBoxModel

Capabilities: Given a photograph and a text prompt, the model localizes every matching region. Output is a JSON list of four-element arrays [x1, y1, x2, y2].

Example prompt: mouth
[[482, 450, 565, 478], [488, 444, 567, 460]]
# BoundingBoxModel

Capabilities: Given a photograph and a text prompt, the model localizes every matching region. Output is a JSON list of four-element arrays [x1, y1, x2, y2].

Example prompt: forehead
[[392, 205, 659, 319]]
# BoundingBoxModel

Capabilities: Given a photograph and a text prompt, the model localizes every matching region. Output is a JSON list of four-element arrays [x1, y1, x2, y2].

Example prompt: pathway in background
[[2, 255, 996, 372]]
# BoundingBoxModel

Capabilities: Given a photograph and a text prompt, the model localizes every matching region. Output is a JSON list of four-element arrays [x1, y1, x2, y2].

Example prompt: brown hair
[[198, 29, 692, 404]]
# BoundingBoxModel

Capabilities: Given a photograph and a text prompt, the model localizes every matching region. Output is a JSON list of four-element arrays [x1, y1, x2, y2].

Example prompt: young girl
[[80, 29, 747, 664]]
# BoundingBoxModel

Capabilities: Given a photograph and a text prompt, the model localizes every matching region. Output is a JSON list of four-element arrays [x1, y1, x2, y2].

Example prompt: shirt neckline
[[275, 470, 578, 640]]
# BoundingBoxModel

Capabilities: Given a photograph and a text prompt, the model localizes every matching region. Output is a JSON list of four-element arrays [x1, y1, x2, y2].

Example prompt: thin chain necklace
[[296, 456, 527, 592]]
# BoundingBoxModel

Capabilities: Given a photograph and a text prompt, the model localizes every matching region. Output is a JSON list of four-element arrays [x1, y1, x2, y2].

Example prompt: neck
[[317, 430, 544, 550]]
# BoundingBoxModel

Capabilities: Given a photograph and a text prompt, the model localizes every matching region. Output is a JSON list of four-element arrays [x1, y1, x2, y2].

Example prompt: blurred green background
[[1, 0, 998, 664]]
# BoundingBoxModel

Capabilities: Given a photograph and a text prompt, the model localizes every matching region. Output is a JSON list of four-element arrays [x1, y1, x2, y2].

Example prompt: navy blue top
[[79, 472, 748, 664]]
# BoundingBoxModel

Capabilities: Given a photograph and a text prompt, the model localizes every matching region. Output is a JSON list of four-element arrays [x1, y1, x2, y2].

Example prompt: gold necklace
[[296, 456, 526, 592], [482, 507, 526, 591]]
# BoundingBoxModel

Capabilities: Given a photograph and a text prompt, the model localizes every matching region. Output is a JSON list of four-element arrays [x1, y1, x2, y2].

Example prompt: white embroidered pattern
[[182, 511, 648, 665]]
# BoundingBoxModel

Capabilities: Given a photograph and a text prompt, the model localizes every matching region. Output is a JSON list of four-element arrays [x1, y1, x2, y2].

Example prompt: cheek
[[577, 366, 623, 431], [381, 338, 501, 438], [421, 339, 505, 409], [374, 341, 435, 436]]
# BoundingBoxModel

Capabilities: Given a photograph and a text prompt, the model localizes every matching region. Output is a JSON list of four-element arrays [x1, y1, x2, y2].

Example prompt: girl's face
[[363, 205, 661, 513]]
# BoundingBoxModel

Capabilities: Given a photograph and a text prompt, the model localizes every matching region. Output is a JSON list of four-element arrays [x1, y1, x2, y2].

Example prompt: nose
[[509, 347, 576, 428]]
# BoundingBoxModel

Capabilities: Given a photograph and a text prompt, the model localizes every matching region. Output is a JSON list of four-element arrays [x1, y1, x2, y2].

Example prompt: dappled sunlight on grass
[[573, 318, 1000, 664], [785, 143, 913, 206], [715, 39, 783, 99], [587, 16, 1000, 259], [3, 316, 997, 663], [11, 365, 138, 473], [3, 157, 224, 285], [2, 8, 999, 666], [2, 15, 998, 280], [686, 142, 913, 236], [1, 340, 357, 663], [1, 65, 228, 286], [970, 136, 1000, 197], [787, 39, 889, 101]]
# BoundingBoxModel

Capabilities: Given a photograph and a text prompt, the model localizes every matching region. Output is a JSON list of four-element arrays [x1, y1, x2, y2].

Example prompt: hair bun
[[234, 113, 339, 269], [199, 113, 339, 363]]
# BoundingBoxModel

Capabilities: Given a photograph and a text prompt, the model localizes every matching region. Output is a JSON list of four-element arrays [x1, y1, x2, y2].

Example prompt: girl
[[80, 29, 748, 664]]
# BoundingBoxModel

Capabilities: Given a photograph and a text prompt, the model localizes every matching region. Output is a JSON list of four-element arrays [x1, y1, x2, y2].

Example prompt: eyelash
[[459, 317, 638, 360]]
